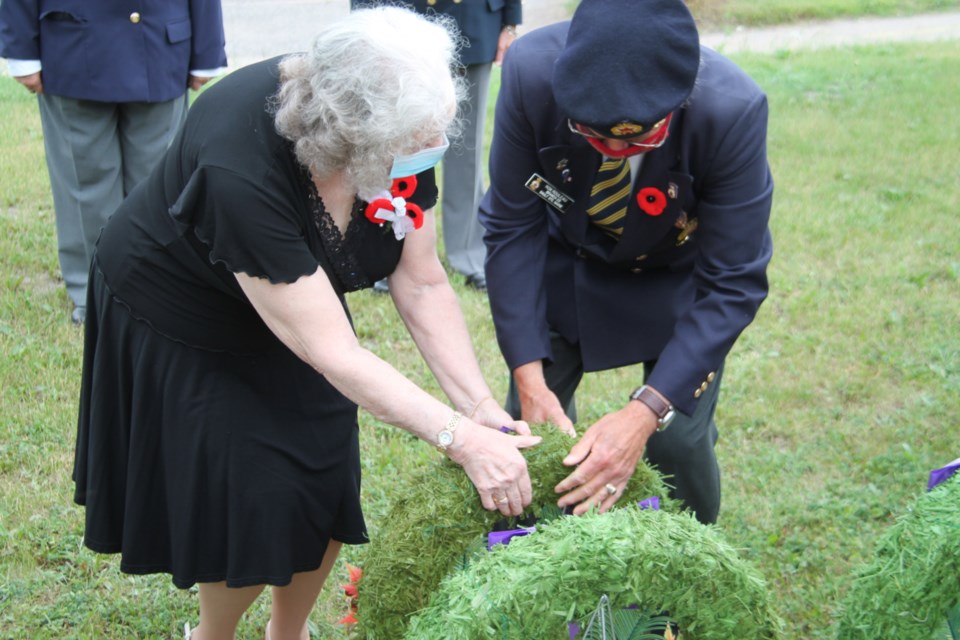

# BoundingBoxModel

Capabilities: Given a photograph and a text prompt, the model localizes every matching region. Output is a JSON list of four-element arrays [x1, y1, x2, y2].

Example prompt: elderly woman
[[72, 7, 538, 639]]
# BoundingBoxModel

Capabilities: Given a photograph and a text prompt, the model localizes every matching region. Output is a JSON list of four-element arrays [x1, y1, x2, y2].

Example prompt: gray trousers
[[506, 332, 723, 524], [38, 94, 188, 308], [441, 62, 491, 278]]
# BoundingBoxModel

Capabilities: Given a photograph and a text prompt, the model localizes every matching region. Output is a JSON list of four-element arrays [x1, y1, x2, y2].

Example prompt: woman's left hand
[[470, 397, 531, 436]]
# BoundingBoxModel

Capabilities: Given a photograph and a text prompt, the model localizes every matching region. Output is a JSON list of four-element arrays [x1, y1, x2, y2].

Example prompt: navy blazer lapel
[[610, 123, 693, 263], [537, 117, 695, 263], [538, 138, 599, 246]]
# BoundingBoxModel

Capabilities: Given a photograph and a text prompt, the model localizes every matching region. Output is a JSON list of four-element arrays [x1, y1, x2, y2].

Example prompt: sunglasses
[[566, 117, 670, 150]]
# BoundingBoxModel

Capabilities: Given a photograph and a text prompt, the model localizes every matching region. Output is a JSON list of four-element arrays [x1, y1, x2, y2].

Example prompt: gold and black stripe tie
[[587, 157, 632, 237]]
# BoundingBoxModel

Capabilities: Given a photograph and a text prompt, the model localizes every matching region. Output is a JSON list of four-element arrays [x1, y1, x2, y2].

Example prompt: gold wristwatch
[[436, 411, 463, 452]]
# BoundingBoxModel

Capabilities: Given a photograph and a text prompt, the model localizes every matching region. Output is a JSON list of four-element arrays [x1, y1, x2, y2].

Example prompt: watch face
[[438, 430, 454, 447], [661, 409, 676, 428]]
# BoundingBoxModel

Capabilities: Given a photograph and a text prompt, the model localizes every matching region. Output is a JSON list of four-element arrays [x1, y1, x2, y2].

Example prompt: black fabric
[[73, 57, 437, 588]]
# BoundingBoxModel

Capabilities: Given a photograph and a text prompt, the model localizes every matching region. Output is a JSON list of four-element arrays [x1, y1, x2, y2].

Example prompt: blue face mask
[[389, 134, 450, 179]]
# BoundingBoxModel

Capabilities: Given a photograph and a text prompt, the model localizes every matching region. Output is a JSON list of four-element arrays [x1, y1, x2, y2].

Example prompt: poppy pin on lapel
[[637, 187, 667, 216]]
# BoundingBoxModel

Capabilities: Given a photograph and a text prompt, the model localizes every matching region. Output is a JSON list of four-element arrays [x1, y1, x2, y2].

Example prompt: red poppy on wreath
[[637, 187, 667, 216], [336, 563, 363, 625], [363, 175, 424, 239]]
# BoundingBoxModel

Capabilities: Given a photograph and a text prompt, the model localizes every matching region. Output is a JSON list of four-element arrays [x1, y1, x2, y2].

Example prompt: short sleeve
[[168, 166, 319, 284], [392, 168, 438, 211], [339, 168, 440, 289]]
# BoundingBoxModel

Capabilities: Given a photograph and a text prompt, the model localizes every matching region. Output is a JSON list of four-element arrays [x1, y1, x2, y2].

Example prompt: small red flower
[[347, 564, 363, 583], [364, 198, 395, 225], [405, 202, 424, 230], [364, 179, 423, 235], [336, 563, 363, 625], [391, 175, 417, 199], [337, 612, 358, 625], [637, 187, 667, 216]]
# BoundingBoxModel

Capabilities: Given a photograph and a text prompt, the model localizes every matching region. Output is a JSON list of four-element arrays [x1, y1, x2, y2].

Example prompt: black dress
[[72, 57, 438, 589]]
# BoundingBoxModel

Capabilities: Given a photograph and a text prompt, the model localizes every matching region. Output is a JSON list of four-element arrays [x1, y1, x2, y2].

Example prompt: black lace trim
[[302, 170, 372, 293]]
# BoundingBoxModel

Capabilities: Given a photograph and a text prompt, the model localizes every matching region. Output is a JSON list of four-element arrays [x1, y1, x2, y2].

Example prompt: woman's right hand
[[446, 419, 541, 517]]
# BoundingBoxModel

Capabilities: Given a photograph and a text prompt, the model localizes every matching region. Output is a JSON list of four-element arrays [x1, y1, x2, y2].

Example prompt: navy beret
[[553, 0, 701, 138]]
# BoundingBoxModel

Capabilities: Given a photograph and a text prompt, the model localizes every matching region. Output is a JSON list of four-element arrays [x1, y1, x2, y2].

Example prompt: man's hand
[[494, 25, 517, 65], [554, 401, 658, 515], [188, 75, 213, 92], [15, 72, 43, 94], [513, 361, 576, 436]]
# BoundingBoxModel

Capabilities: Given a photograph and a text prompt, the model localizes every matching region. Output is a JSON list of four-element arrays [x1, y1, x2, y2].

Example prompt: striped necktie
[[587, 157, 632, 238]]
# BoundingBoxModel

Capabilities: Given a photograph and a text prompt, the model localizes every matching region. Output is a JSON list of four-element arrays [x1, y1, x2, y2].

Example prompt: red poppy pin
[[364, 176, 424, 239], [637, 187, 667, 216]]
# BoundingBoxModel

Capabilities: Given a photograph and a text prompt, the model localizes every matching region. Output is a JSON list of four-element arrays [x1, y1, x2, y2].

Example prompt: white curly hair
[[272, 6, 466, 199]]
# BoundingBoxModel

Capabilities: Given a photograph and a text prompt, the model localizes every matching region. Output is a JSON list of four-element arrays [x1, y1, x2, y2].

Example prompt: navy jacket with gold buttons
[[480, 21, 774, 416], [0, 0, 226, 103]]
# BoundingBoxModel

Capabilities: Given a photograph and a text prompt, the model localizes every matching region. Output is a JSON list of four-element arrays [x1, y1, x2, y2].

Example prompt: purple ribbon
[[928, 458, 960, 491], [639, 496, 660, 511], [568, 621, 580, 639], [487, 526, 536, 551], [499, 425, 515, 433]]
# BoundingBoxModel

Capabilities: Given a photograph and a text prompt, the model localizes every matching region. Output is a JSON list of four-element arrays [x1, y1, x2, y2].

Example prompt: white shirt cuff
[[6, 59, 42, 77], [189, 67, 226, 79]]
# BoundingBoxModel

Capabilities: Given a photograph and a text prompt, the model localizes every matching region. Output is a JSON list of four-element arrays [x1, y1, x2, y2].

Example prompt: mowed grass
[[2, 38, 959, 640]]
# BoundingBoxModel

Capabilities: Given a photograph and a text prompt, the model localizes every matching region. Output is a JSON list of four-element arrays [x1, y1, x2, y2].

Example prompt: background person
[[0, 0, 227, 324], [72, 8, 537, 638], [351, 0, 521, 291], [480, 0, 774, 524]]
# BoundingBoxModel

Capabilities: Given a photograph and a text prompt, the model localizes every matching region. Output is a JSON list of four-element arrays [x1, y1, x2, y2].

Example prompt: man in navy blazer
[[0, 0, 226, 324], [480, 0, 773, 524], [352, 0, 521, 291]]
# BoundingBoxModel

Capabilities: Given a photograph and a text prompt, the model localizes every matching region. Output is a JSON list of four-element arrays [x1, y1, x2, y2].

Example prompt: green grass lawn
[[2, 35, 959, 640], [689, 0, 960, 27]]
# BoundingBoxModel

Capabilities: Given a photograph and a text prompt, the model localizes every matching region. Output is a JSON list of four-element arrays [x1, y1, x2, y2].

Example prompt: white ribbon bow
[[373, 193, 416, 240]]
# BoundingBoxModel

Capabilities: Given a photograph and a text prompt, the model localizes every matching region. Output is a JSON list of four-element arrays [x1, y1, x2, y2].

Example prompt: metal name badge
[[525, 173, 574, 213]]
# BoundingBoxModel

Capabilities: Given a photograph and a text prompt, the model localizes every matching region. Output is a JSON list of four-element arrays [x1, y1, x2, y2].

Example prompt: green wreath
[[834, 472, 960, 640], [356, 425, 782, 639], [406, 506, 785, 640]]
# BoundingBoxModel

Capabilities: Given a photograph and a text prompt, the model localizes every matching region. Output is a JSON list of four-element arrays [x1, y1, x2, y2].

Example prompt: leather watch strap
[[629, 385, 675, 431]]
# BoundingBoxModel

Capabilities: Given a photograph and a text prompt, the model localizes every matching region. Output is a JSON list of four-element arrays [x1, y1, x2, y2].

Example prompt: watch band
[[629, 385, 675, 431], [436, 411, 463, 452]]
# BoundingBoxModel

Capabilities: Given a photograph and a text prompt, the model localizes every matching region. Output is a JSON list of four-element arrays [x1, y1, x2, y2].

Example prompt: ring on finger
[[604, 483, 617, 496], [494, 495, 509, 505]]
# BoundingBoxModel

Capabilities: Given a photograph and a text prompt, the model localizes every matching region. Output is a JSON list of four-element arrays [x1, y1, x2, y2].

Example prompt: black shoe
[[465, 273, 486, 291], [71, 305, 86, 325], [372, 278, 389, 293]]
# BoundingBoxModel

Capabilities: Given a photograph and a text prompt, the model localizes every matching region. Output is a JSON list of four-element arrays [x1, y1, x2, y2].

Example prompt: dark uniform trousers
[[506, 331, 722, 524]]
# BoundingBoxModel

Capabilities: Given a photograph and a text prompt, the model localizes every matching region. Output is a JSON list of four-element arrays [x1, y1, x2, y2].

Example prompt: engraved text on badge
[[525, 173, 574, 213]]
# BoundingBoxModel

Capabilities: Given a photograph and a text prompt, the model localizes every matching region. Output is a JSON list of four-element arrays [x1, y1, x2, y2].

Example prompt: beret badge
[[610, 122, 646, 136]]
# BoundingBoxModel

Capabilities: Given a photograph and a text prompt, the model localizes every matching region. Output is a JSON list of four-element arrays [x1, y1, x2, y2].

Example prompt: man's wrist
[[628, 385, 675, 431], [512, 360, 546, 391], [7, 59, 42, 77]]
